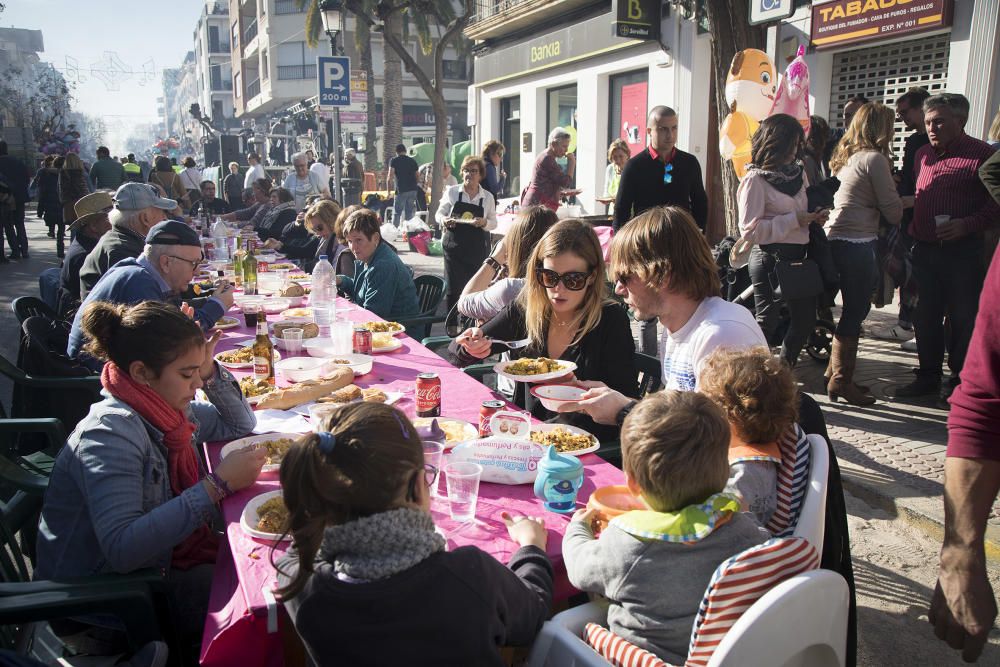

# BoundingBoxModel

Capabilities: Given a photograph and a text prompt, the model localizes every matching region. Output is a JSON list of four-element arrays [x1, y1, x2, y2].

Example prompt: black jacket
[[280, 545, 552, 667], [453, 301, 638, 442], [58, 232, 99, 318], [613, 148, 708, 231]]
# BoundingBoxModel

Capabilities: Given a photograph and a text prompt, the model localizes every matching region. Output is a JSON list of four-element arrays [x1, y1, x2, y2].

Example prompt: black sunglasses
[[536, 267, 591, 291]]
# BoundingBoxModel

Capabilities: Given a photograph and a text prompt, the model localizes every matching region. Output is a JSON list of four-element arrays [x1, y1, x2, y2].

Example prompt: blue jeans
[[829, 239, 877, 337], [911, 238, 984, 378], [393, 190, 417, 226]]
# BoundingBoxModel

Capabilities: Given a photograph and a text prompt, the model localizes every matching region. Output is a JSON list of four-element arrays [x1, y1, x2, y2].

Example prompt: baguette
[[255, 367, 354, 410]]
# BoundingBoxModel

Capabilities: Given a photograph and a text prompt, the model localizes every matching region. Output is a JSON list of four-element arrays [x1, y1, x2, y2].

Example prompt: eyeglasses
[[536, 267, 591, 291], [167, 255, 203, 270], [663, 162, 673, 185], [423, 463, 439, 488], [461, 168, 481, 175]]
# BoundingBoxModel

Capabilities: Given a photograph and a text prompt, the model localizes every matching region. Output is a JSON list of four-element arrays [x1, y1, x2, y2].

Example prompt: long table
[[198, 297, 625, 666]]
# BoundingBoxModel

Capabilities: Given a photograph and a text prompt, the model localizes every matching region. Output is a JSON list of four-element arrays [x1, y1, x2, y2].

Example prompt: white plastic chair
[[791, 434, 830, 554], [526, 600, 610, 667]]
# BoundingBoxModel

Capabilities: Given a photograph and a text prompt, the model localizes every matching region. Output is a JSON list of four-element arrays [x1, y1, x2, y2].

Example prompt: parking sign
[[318, 56, 351, 107]]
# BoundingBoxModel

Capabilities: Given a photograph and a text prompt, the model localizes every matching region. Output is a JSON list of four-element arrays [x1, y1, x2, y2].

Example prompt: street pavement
[[2, 219, 998, 662]]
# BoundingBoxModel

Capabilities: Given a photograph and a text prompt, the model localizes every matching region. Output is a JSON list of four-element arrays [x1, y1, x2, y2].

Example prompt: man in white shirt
[[559, 206, 766, 425], [243, 152, 266, 189], [310, 153, 332, 199]]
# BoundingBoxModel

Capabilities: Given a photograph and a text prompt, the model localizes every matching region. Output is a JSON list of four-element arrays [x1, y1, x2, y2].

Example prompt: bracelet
[[615, 400, 638, 427], [484, 256, 503, 275], [206, 471, 232, 499]]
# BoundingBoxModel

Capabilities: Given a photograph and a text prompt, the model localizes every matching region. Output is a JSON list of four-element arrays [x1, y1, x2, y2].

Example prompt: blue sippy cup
[[533, 446, 584, 513]]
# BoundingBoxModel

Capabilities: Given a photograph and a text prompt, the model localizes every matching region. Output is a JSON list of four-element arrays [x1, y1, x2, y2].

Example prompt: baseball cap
[[114, 182, 177, 212], [145, 220, 202, 247], [69, 191, 114, 232]]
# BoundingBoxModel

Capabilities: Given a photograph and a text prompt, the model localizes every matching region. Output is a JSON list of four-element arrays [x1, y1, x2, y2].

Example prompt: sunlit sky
[[4, 0, 208, 150]]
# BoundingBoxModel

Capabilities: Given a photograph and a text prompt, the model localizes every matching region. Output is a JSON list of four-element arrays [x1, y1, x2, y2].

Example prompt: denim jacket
[[35, 363, 255, 579]]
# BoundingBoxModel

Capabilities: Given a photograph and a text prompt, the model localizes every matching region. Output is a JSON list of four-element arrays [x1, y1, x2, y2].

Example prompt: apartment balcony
[[277, 64, 317, 80], [465, 0, 604, 41], [243, 18, 259, 53], [247, 78, 261, 100], [209, 40, 230, 54]]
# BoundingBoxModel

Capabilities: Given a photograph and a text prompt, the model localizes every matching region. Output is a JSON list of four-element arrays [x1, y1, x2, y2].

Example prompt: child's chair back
[[764, 423, 810, 536]]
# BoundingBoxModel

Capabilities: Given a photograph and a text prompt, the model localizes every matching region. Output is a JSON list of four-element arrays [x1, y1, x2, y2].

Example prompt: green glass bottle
[[232, 236, 244, 288], [243, 243, 258, 296]]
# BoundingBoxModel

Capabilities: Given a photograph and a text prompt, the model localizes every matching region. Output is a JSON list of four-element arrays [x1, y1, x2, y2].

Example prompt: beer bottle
[[253, 311, 275, 386], [243, 243, 258, 296]]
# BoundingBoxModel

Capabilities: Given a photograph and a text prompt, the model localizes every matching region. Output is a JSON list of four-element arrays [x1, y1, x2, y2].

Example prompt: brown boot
[[828, 335, 876, 405], [825, 343, 869, 393]]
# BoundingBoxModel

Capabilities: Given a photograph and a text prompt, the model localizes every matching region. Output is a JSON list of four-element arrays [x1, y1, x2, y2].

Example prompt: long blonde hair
[[518, 219, 607, 347], [989, 107, 1000, 143], [829, 102, 895, 174]]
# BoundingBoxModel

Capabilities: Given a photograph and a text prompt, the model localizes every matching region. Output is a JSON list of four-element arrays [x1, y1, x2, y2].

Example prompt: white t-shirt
[[660, 297, 767, 391], [310, 162, 331, 190], [244, 163, 265, 188]]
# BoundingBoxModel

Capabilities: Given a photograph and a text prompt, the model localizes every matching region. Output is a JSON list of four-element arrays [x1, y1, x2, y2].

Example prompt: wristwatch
[[484, 256, 503, 275], [615, 400, 638, 427]]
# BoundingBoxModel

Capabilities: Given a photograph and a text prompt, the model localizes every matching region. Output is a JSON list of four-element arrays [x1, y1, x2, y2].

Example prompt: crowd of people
[[1, 87, 1000, 667]]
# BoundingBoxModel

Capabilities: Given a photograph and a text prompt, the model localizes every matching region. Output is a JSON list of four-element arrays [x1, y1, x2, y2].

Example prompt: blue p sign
[[318, 56, 350, 107]]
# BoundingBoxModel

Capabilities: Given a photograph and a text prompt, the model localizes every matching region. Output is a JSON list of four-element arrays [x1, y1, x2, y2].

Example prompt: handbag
[[807, 221, 839, 290], [771, 255, 824, 301]]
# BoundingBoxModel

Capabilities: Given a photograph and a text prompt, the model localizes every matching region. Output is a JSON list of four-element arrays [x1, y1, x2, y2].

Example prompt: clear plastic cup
[[330, 320, 354, 355], [444, 462, 482, 524], [422, 441, 445, 498], [282, 328, 304, 355]]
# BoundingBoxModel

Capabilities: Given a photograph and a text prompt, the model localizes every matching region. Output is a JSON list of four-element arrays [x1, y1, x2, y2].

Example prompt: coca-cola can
[[479, 400, 505, 437], [353, 327, 372, 354], [416, 373, 441, 417]]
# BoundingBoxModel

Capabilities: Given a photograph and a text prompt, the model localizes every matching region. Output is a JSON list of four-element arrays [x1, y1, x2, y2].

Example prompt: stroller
[[714, 236, 834, 364]]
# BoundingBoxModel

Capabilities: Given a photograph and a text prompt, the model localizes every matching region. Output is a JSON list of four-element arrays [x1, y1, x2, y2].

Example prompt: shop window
[[443, 59, 467, 80], [546, 85, 577, 141], [608, 70, 648, 157]]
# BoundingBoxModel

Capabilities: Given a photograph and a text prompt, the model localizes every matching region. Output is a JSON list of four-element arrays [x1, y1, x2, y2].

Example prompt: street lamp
[[320, 0, 344, 204]]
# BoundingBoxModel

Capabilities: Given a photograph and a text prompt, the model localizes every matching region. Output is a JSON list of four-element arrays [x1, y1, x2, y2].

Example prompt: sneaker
[[901, 338, 918, 352], [871, 325, 915, 341]]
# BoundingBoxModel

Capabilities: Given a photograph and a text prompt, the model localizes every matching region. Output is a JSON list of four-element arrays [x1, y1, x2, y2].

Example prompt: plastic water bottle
[[311, 255, 335, 333], [211, 217, 228, 261]]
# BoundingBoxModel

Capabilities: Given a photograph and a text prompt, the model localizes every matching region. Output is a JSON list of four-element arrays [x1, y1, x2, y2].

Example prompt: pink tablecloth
[[199, 297, 625, 666]]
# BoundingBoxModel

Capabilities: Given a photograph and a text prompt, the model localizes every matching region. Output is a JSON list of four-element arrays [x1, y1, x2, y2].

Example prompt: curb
[[838, 458, 1000, 566]]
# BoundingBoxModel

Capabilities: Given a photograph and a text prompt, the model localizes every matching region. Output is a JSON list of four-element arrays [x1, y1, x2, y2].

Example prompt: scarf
[[610, 493, 741, 544], [319, 507, 445, 582], [745, 162, 804, 197], [261, 201, 295, 229], [101, 362, 218, 570]]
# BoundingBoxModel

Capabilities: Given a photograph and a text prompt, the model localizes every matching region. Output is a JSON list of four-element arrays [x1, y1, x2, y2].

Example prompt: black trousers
[[2, 202, 28, 257], [749, 242, 816, 366], [443, 227, 490, 312]]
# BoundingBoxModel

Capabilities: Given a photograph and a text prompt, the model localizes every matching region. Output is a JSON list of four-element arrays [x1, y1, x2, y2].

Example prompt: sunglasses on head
[[536, 267, 590, 291], [663, 162, 673, 185]]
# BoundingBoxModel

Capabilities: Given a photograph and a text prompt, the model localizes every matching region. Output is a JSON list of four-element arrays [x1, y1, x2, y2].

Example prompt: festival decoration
[[719, 48, 776, 180], [769, 46, 811, 134], [38, 125, 81, 156]]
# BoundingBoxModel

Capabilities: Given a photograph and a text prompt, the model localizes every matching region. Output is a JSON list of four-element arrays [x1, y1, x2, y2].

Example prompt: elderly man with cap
[[68, 220, 236, 368], [57, 191, 114, 318], [78, 182, 180, 301]]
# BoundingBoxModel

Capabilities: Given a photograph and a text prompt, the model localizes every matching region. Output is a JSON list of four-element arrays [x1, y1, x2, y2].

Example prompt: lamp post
[[320, 0, 344, 204]]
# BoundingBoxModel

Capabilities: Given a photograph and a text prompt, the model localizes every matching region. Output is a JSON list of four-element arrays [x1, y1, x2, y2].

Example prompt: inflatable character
[[770, 46, 811, 134], [719, 48, 776, 180]]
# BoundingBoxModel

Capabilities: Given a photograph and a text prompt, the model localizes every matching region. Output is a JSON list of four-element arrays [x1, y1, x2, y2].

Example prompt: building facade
[[228, 0, 471, 162], [194, 1, 235, 132]]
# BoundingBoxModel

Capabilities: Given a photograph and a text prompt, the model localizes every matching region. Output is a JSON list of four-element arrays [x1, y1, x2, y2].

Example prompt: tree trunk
[[382, 13, 404, 188], [704, 1, 766, 237], [359, 29, 378, 173], [429, 92, 450, 215]]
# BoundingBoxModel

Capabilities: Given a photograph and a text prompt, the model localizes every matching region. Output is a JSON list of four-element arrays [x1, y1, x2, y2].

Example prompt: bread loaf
[[273, 321, 320, 339], [255, 366, 353, 409]]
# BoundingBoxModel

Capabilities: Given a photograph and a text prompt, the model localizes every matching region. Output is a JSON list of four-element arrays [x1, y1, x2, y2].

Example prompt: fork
[[489, 337, 531, 351]]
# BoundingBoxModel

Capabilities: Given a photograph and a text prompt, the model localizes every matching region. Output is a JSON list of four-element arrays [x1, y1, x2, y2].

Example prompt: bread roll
[[273, 321, 320, 339], [255, 366, 354, 409]]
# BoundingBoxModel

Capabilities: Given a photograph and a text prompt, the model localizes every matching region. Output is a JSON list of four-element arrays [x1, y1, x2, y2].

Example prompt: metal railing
[[244, 18, 258, 43], [246, 78, 261, 99], [471, 0, 528, 22], [209, 40, 230, 54], [275, 0, 304, 14], [277, 64, 317, 80]]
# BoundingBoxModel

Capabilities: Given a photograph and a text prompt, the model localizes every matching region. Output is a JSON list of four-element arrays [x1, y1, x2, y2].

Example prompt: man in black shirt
[[613, 106, 708, 233], [0, 140, 30, 260], [388, 144, 419, 226], [189, 180, 232, 218]]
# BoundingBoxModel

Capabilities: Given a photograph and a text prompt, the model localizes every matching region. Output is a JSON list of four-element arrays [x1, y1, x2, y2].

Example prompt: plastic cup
[[282, 328, 304, 355], [444, 462, 482, 524], [242, 302, 262, 328], [935, 214, 951, 228], [422, 441, 445, 498], [330, 320, 354, 355]]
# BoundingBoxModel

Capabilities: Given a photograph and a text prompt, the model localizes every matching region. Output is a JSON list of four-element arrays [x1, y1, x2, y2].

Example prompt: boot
[[825, 358, 869, 393], [828, 335, 876, 405]]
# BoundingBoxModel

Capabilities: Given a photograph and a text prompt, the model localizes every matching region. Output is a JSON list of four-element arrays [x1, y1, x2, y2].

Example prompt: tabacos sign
[[810, 0, 953, 50], [611, 0, 661, 40]]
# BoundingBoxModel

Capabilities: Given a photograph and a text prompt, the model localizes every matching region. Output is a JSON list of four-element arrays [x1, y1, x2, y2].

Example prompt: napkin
[[252, 409, 312, 434]]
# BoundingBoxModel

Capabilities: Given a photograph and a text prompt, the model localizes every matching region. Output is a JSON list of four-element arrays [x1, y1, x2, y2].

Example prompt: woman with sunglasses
[[435, 155, 498, 311], [453, 219, 638, 441], [276, 402, 552, 665], [738, 113, 830, 367]]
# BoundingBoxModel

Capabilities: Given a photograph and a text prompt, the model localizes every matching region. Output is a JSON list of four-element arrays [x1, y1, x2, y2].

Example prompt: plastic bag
[[408, 230, 431, 255], [380, 222, 398, 243], [404, 217, 430, 233], [450, 437, 545, 485]]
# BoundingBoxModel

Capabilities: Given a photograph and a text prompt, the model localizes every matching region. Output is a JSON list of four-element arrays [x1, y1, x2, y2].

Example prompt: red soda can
[[416, 373, 442, 417], [353, 327, 372, 354], [479, 400, 505, 437]]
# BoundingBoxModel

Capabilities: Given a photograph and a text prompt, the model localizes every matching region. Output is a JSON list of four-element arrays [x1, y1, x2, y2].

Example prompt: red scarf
[[101, 362, 218, 570]]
